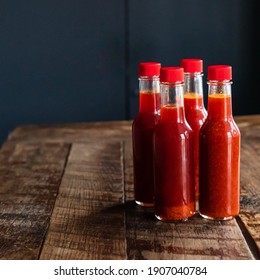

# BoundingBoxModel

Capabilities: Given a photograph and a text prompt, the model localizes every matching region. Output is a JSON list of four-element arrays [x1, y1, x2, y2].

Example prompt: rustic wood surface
[[0, 115, 259, 259]]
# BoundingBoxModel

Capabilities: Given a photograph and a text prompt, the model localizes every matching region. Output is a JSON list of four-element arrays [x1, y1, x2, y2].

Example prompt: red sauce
[[153, 105, 195, 220], [199, 95, 240, 219], [184, 93, 207, 199], [132, 92, 160, 206]]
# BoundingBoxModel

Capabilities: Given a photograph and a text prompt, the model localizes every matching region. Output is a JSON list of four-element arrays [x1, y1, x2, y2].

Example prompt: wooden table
[[0, 115, 259, 260]]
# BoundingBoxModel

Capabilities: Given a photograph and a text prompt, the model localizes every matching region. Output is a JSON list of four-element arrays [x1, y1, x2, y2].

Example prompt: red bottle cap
[[208, 65, 232, 80], [160, 67, 184, 83], [181, 58, 203, 73], [138, 62, 161, 77]]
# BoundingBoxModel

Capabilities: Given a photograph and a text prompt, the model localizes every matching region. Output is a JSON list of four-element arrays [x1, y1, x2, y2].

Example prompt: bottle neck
[[160, 82, 185, 121], [184, 72, 205, 109], [184, 73, 203, 96], [139, 77, 160, 113], [207, 80, 233, 119]]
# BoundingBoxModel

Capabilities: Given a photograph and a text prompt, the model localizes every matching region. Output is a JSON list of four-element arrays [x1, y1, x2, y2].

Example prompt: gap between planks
[[37, 143, 72, 259], [236, 216, 260, 260]]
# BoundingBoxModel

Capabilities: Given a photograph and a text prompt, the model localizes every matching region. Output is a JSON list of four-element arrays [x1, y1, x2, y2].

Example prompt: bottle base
[[135, 200, 154, 207], [199, 212, 236, 221], [154, 203, 195, 222]]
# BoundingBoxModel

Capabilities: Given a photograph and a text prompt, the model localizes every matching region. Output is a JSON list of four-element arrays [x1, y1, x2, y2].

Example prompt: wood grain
[[8, 121, 132, 144], [126, 204, 253, 259], [123, 139, 134, 201], [236, 115, 260, 258], [0, 142, 70, 259], [40, 142, 126, 260]]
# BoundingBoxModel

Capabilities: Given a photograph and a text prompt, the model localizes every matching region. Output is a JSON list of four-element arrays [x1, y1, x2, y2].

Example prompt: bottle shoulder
[[200, 117, 240, 137], [155, 119, 193, 139], [185, 108, 207, 129], [185, 106, 207, 118], [132, 112, 159, 128]]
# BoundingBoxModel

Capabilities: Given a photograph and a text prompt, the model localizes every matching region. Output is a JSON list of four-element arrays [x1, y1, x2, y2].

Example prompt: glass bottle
[[199, 65, 240, 220], [181, 58, 207, 200], [132, 62, 161, 206], [153, 67, 195, 221]]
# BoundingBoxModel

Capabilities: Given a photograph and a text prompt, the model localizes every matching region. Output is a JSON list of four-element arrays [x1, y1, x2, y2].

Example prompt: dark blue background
[[0, 0, 259, 144]]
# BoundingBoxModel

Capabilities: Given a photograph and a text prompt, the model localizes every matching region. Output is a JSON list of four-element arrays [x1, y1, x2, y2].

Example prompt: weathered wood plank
[[123, 139, 134, 201], [0, 142, 70, 259], [40, 142, 126, 260], [8, 121, 132, 143], [126, 204, 253, 260], [236, 116, 260, 258]]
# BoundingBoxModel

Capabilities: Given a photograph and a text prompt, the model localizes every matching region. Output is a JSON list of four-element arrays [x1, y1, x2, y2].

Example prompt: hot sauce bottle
[[199, 65, 240, 220], [153, 67, 195, 221], [181, 58, 207, 200], [132, 62, 161, 206]]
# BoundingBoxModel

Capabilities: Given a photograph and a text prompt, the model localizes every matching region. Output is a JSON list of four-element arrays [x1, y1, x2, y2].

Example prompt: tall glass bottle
[[199, 65, 240, 220], [153, 67, 195, 221], [181, 58, 207, 200], [132, 62, 161, 206]]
